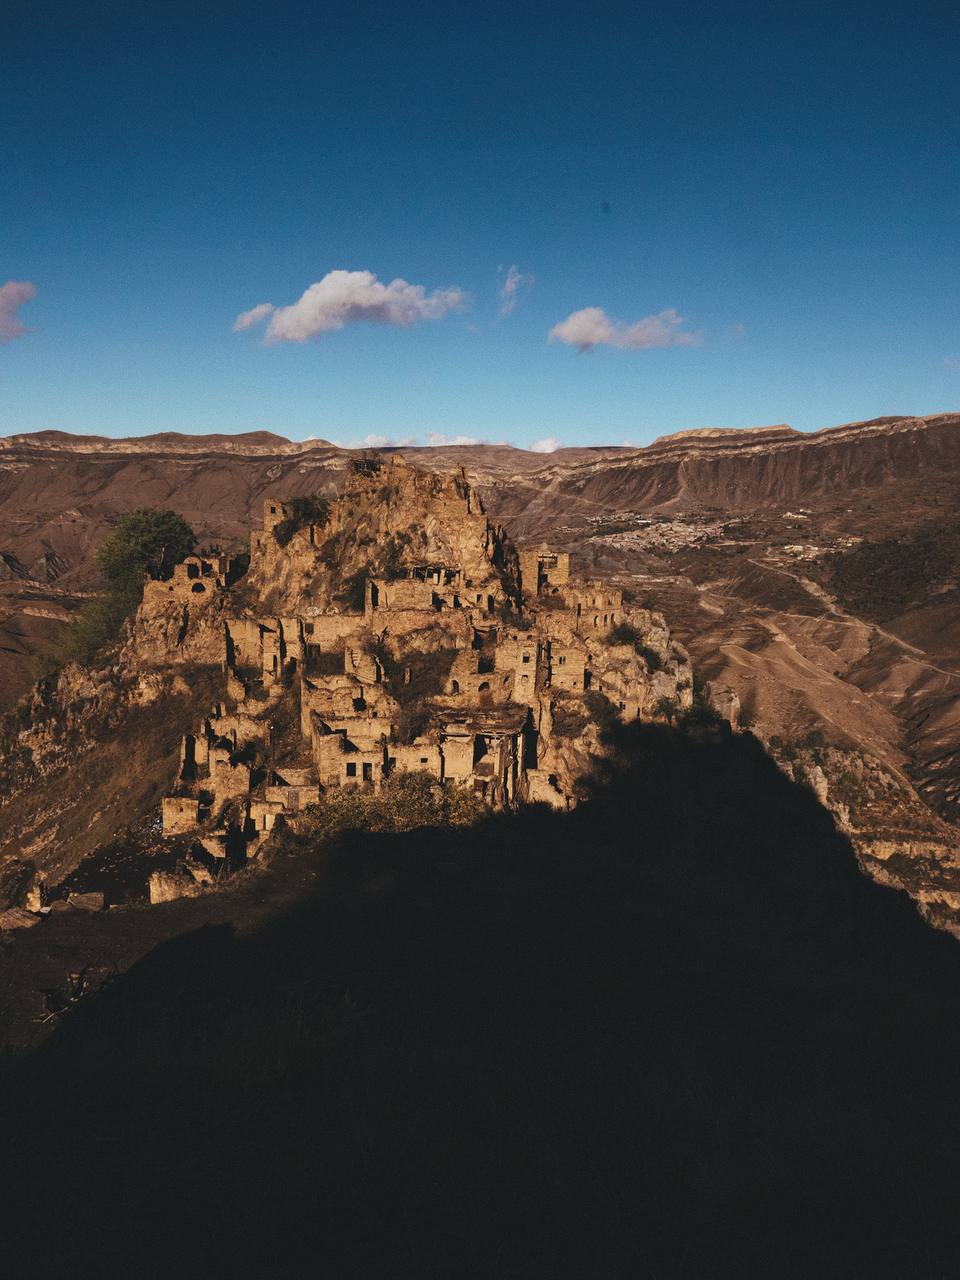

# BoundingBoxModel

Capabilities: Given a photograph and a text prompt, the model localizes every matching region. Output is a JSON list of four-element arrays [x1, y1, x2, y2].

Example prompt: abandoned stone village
[[129, 458, 692, 900]]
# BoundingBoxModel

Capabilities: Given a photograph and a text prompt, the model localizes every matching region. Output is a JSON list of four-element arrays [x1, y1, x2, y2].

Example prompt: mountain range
[[2, 412, 960, 929]]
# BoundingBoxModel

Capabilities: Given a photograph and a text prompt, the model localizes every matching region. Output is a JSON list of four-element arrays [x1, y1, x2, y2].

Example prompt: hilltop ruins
[[150, 458, 692, 871]]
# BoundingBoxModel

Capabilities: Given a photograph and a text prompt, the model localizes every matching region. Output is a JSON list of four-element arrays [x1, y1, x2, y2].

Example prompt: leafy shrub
[[605, 623, 663, 671], [301, 772, 485, 839], [650, 696, 677, 724], [584, 691, 619, 734], [57, 590, 141, 666], [677, 702, 725, 731], [551, 698, 588, 738], [274, 496, 331, 547], [606, 621, 642, 648]]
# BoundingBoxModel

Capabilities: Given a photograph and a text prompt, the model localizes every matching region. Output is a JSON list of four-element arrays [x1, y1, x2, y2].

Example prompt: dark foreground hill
[[3, 722, 960, 1278]]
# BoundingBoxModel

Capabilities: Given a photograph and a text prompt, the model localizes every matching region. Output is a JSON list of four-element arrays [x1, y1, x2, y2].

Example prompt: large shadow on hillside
[[4, 724, 960, 1278]]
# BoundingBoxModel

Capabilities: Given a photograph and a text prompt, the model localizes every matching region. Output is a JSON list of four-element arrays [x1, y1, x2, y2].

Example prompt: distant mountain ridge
[[1, 411, 959, 709]]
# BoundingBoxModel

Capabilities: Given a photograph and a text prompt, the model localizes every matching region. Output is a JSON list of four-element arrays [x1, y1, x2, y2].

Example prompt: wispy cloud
[[233, 302, 273, 332], [945, 357, 960, 370], [549, 305, 701, 353], [330, 432, 418, 448], [530, 437, 561, 453], [234, 269, 466, 344], [498, 264, 534, 317], [425, 432, 481, 446], [0, 281, 37, 344]]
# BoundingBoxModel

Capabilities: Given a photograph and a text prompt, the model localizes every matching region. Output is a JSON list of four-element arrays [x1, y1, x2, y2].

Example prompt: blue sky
[[3, 0, 960, 448]]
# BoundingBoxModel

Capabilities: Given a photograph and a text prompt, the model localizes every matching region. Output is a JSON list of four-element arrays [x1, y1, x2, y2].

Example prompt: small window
[[305, 623, 314, 635], [388, 757, 396, 768], [558, 655, 566, 665], [270, 506, 276, 514], [362, 762, 373, 782], [522, 654, 530, 663], [345, 762, 357, 778], [420, 756, 428, 764]]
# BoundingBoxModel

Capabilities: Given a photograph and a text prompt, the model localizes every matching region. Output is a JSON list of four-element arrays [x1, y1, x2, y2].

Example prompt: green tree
[[41, 508, 195, 671], [97, 509, 196, 590]]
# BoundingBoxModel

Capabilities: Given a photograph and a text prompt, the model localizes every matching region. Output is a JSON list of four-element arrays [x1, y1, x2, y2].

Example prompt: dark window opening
[[362, 762, 373, 782], [345, 762, 357, 778]]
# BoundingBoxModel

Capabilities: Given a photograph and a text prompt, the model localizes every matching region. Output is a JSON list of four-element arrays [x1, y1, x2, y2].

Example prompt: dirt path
[[744, 558, 960, 681]]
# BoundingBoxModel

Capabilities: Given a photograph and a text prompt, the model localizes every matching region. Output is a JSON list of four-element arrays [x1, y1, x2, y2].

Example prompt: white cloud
[[548, 305, 701, 353], [0, 281, 36, 343], [425, 432, 481, 446], [498, 264, 534, 317], [234, 269, 466, 344], [357, 433, 417, 448], [330, 432, 418, 448], [233, 302, 274, 332], [530, 437, 561, 453]]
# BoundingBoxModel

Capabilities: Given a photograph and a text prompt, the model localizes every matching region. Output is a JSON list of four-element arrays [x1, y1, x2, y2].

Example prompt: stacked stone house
[[155, 458, 692, 860]]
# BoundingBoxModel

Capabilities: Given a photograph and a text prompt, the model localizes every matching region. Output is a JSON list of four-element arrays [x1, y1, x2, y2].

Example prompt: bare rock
[[0, 907, 41, 930], [66, 891, 105, 913], [149, 871, 202, 904]]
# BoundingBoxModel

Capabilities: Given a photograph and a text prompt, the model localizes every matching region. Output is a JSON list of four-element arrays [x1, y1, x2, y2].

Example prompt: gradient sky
[[4, 0, 960, 448]]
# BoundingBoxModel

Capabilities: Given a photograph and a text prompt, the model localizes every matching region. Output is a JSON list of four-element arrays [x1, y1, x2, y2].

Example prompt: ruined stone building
[[143, 458, 692, 863]]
